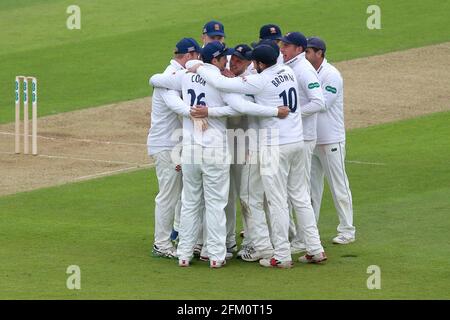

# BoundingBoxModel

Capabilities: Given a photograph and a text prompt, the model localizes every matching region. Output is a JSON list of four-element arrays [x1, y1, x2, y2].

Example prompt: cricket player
[[202, 20, 225, 45], [147, 38, 201, 258], [279, 32, 326, 253], [150, 41, 287, 267], [194, 20, 236, 261], [191, 44, 327, 267], [305, 37, 356, 244]]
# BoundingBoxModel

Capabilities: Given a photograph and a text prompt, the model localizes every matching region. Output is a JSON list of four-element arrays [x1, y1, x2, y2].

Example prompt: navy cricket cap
[[201, 41, 233, 63], [280, 32, 307, 49], [259, 24, 282, 40], [203, 20, 225, 37], [251, 39, 280, 56], [307, 37, 327, 53], [248, 44, 278, 65], [174, 38, 201, 54], [230, 44, 252, 60]]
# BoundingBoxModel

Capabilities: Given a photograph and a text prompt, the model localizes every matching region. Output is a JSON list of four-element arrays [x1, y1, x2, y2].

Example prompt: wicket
[[15, 76, 38, 155]]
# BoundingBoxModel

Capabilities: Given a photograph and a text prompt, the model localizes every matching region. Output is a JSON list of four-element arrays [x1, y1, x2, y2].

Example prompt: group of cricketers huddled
[[147, 20, 356, 268]]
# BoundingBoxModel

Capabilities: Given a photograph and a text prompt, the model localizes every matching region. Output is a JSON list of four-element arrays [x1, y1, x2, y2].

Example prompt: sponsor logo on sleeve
[[325, 85, 337, 94], [308, 82, 320, 89]]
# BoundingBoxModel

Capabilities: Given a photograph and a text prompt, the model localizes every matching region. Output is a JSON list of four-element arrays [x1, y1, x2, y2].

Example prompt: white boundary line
[[0, 150, 149, 166], [0, 131, 146, 147], [346, 160, 386, 166], [74, 164, 154, 181]]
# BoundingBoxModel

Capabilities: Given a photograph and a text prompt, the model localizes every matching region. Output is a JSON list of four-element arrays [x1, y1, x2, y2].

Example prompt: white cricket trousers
[[310, 142, 356, 238], [239, 150, 273, 251], [196, 163, 239, 257], [177, 147, 230, 262], [290, 139, 316, 247], [152, 150, 182, 250], [225, 164, 241, 249], [260, 141, 324, 261]]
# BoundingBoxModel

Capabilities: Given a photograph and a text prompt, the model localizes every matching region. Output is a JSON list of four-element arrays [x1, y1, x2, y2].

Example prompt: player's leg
[[152, 150, 182, 258], [310, 145, 325, 221], [170, 199, 181, 245], [238, 156, 253, 254], [176, 162, 203, 264], [259, 145, 292, 267], [239, 150, 273, 261], [289, 140, 316, 253], [193, 208, 204, 257], [202, 150, 230, 265], [225, 165, 237, 253], [288, 203, 297, 242], [321, 142, 356, 243], [287, 142, 326, 263]]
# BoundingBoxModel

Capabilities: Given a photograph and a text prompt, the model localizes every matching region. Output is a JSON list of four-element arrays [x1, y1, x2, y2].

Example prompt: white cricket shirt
[[285, 52, 325, 141], [315, 58, 346, 145], [147, 59, 189, 155]]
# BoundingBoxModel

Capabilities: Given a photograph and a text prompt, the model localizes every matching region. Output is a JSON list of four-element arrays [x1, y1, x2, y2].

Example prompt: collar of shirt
[[317, 58, 328, 74], [284, 51, 306, 66], [170, 59, 184, 70]]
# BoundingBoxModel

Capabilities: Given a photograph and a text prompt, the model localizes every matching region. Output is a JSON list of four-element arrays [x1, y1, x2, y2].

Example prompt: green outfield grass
[[1, 111, 449, 299], [1, 0, 449, 123]]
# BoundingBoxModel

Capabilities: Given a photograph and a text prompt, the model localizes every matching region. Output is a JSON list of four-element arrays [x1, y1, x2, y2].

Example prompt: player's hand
[[221, 69, 235, 78], [190, 105, 208, 118], [277, 106, 290, 119], [188, 63, 203, 74]]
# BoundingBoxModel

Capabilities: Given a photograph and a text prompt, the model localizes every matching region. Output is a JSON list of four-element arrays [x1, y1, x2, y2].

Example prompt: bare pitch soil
[[1, 42, 449, 196]]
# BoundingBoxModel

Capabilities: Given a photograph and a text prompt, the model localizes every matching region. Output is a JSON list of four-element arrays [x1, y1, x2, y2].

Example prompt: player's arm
[[191, 94, 288, 118], [197, 65, 265, 94], [160, 89, 190, 117], [321, 72, 343, 110], [149, 70, 185, 91], [223, 93, 288, 118], [298, 68, 326, 116], [205, 105, 241, 117]]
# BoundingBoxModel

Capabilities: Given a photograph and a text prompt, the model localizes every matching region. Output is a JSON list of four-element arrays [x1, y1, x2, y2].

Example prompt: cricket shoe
[[178, 258, 191, 267], [210, 259, 226, 269], [193, 244, 203, 257], [259, 258, 293, 269], [290, 243, 307, 255], [298, 252, 328, 264], [152, 245, 177, 259], [332, 235, 355, 245], [241, 247, 274, 262], [200, 252, 233, 261], [236, 244, 251, 258], [239, 230, 245, 238]]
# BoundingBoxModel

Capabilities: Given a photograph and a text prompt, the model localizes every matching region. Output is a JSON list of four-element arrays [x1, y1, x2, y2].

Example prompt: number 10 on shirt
[[279, 87, 297, 112]]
